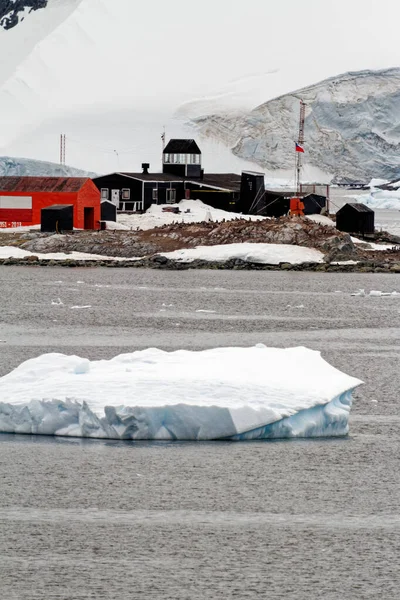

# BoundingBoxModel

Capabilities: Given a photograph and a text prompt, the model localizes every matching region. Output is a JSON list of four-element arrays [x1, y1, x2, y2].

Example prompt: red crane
[[290, 100, 306, 216]]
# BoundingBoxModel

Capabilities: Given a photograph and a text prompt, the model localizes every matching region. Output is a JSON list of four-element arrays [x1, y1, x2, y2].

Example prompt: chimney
[[142, 163, 150, 174]]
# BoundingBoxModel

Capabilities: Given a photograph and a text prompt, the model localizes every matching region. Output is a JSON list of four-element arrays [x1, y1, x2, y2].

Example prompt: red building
[[0, 177, 101, 230]]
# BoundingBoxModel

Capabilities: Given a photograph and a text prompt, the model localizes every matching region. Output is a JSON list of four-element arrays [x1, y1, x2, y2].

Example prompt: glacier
[[188, 69, 400, 183], [0, 0, 399, 180], [0, 346, 362, 441]]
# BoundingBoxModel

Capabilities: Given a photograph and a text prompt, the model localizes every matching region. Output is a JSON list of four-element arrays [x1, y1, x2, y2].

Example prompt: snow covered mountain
[[0, 156, 95, 176], [0, 0, 399, 182], [186, 69, 400, 184]]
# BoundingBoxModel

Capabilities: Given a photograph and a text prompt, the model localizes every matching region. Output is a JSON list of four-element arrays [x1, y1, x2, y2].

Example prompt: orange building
[[0, 177, 101, 230]]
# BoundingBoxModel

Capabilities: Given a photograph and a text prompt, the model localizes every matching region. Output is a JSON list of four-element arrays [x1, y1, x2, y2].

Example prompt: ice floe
[[0, 346, 362, 441]]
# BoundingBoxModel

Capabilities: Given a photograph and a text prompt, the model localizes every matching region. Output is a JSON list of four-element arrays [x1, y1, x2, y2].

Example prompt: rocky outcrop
[[18, 217, 356, 259], [0, 1, 47, 30]]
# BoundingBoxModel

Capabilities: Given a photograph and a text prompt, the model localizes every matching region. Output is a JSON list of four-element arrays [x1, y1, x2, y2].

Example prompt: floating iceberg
[[0, 347, 362, 441]]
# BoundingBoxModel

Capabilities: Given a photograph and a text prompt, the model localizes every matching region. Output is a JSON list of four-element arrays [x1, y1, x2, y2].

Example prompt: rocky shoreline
[[2, 216, 400, 273], [1, 254, 400, 273]]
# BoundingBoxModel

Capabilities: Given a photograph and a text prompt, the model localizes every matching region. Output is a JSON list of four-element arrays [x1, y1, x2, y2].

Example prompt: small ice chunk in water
[[51, 298, 64, 306]]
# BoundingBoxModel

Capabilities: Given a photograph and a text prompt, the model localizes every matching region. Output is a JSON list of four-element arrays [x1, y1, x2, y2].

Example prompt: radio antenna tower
[[60, 134, 66, 166], [295, 100, 306, 195]]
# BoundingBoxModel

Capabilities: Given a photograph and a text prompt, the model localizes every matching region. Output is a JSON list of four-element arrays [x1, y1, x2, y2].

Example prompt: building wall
[[93, 174, 143, 209], [0, 180, 100, 229], [74, 180, 101, 229], [143, 182, 185, 210], [186, 184, 238, 212]]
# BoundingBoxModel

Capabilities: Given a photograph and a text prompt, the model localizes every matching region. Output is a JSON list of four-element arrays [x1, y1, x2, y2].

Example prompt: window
[[152, 188, 158, 201], [164, 153, 170, 163], [122, 189, 130, 200], [101, 188, 109, 199], [166, 189, 176, 204]]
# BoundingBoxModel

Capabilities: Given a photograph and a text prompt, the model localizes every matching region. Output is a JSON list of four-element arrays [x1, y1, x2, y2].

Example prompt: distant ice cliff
[[187, 69, 400, 183]]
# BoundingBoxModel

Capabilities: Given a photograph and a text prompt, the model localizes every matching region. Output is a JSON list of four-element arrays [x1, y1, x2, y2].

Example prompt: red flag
[[295, 143, 305, 153]]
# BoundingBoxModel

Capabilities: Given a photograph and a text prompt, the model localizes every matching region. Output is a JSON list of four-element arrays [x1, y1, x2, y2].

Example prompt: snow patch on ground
[[306, 214, 336, 227], [116, 200, 266, 231], [161, 243, 324, 265], [0, 246, 140, 262], [0, 346, 362, 440]]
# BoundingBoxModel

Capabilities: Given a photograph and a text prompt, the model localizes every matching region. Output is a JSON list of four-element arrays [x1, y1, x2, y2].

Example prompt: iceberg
[[0, 347, 362, 441]]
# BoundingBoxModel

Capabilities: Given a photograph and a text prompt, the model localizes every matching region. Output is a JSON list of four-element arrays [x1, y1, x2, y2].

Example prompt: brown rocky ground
[[0, 217, 354, 257], [1, 217, 400, 267]]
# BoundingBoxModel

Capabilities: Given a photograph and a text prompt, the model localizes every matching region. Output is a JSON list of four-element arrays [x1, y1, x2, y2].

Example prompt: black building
[[302, 194, 327, 215], [93, 169, 185, 212], [41, 204, 73, 233], [336, 203, 375, 235], [93, 138, 327, 218], [238, 172, 265, 214], [163, 139, 202, 178]]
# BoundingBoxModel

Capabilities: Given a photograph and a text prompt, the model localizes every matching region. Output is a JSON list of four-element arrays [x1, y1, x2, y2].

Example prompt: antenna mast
[[295, 100, 306, 195], [60, 134, 66, 166]]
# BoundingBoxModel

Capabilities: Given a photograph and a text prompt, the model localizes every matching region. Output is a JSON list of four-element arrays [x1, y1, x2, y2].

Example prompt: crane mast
[[295, 100, 306, 196]]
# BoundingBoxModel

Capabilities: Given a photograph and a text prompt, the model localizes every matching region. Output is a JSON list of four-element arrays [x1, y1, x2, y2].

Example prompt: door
[[111, 189, 120, 207], [84, 207, 94, 230]]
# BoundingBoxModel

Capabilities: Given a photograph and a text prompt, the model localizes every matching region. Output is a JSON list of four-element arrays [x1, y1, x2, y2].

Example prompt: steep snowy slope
[[0, 0, 400, 180], [187, 69, 400, 183]]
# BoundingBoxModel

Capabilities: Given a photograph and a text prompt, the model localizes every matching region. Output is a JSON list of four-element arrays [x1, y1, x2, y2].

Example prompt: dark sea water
[[1, 266, 400, 599]]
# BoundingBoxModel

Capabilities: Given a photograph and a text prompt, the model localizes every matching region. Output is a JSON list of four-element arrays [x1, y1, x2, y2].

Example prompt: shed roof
[[41, 204, 74, 210], [338, 203, 374, 213], [163, 139, 201, 154], [189, 173, 241, 192], [0, 177, 89, 193]]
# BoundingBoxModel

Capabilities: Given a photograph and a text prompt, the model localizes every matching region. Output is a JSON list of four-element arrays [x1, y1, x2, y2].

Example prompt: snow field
[[160, 243, 325, 265], [114, 200, 266, 231], [0, 346, 362, 440]]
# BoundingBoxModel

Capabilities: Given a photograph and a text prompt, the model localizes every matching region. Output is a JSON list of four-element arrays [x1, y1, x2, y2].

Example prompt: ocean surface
[[1, 266, 400, 599]]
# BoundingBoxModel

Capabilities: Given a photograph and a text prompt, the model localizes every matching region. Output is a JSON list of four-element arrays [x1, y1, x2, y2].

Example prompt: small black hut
[[41, 204, 73, 233], [101, 200, 117, 222], [336, 203, 375, 235]]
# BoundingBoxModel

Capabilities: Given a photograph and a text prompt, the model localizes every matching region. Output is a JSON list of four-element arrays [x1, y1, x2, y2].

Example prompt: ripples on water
[[0, 267, 400, 599]]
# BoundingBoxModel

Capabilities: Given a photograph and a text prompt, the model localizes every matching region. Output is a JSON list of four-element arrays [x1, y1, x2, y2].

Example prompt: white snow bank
[[0, 224, 40, 233], [306, 214, 336, 227], [0, 346, 362, 440], [351, 236, 396, 251], [0, 246, 140, 262], [161, 243, 324, 265], [117, 199, 266, 231]]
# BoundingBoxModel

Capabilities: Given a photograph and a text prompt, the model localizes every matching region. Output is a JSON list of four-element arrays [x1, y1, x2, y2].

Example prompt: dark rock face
[[0, 1, 47, 30]]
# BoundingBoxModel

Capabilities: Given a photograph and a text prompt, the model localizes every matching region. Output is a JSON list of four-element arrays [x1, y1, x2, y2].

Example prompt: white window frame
[[101, 188, 109, 199], [152, 188, 158, 201], [122, 188, 130, 200]]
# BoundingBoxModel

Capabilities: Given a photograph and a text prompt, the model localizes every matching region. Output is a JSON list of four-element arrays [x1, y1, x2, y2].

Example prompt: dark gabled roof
[[120, 172, 184, 182], [339, 203, 374, 213], [163, 139, 201, 154], [0, 176, 89, 193]]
